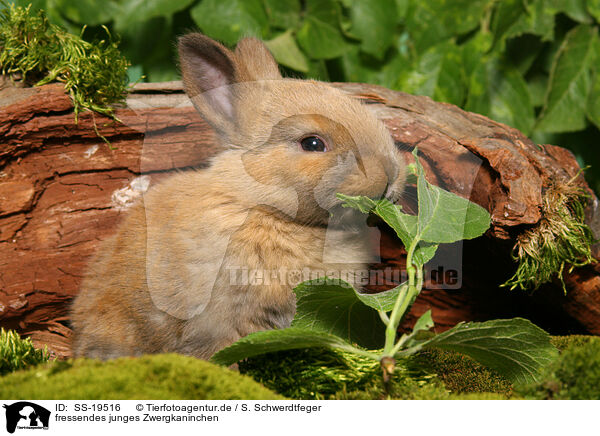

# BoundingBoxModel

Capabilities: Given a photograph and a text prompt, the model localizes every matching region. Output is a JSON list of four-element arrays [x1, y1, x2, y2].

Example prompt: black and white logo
[[3, 402, 50, 434]]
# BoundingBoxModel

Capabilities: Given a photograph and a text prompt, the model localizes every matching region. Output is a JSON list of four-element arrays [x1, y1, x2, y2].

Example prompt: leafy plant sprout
[[212, 149, 558, 391]]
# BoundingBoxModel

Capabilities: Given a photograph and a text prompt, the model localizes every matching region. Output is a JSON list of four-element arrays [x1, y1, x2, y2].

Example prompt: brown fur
[[70, 33, 405, 360]]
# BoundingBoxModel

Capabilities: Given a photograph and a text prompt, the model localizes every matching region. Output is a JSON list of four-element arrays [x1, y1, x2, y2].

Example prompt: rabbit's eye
[[300, 136, 327, 152]]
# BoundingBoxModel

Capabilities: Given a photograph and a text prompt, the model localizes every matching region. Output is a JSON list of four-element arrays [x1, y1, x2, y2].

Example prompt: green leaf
[[412, 309, 434, 333], [210, 327, 371, 366], [348, 0, 397, 60], [536, 24, 597, 133], [265, 30, 309, 73], [490, 0, 527, 47], [586, 37, 600, 128], [587, 70, 600, 129], [293, 278, 408, 348], [509, 0, 555, 41], [403, 4, 450, 53], [505, 36, 544, 76], [53, 0, 119, 25], [368, 200, 439, 266], [298, 278, 408, 313], [354, 284, 408, 313], [414, 149, 491, 243], [263, 0, 300, 29], [337, 148, 491, 258], [403, 309, 435, 348], [336, 193, 379, 215], [114, 0, 196, 30], [406, 0, 493, 48], [589, 0, 600, 22], [306, 59, 330, 81], [466, 59, 536, 135], [397, 42, 466, 106], [336, 194, 438, 267], [461, 32, 493, 78], [304, 0, 341, 26], [418, 318, 559, 385], [190, 0, 268, 46], [117, 17, 178, 82], [296, 15, 349, 59], [127, 64, 144, 83], [528, 74, 549, 107], [546, 0, 592, 23]]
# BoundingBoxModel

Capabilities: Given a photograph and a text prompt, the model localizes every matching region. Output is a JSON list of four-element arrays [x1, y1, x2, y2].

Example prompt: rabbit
[[70, 33, 406, 360]]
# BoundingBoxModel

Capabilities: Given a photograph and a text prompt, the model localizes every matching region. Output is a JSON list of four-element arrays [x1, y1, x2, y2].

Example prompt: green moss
[[240, 348, 383, 399], [517, 336, 600, 399], [550, 334, 597, 351], [239, 347, 511, 400], [0, 3, 129, 120], [411, 349, 513, 396], [0, 354, 282, 399], [451, 392, 512, 400], [502, 179, 596, 292], [330, 374, 450, 400], [0, 328, 49, 376]]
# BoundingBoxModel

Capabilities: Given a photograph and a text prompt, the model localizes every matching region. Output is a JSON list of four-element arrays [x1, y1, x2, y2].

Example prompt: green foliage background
[[4, 0, 600, 193]]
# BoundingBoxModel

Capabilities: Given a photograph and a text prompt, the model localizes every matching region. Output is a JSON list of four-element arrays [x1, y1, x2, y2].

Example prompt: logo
[[3, 402, 50, 434]]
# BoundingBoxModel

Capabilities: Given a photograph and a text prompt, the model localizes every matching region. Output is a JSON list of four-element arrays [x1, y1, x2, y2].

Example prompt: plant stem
[[383, 284, 408, 355], [381, 236, 429, 361], [378, 310, 390, 326], [382, 238, 422, 357], [406, 237, 418, 289]]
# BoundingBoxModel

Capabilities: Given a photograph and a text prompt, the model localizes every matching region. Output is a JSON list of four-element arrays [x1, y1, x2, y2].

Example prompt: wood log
[[0, 80, 598, 359]]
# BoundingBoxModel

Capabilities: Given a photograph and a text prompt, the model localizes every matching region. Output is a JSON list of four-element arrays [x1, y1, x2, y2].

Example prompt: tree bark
[[1, 80, 598, 359]]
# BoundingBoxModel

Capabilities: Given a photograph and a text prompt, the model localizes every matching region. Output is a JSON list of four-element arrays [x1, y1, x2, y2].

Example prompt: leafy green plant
[[211, 149, 558, 388], [0, 2, 129, 120], [0, 328, 49, 376]]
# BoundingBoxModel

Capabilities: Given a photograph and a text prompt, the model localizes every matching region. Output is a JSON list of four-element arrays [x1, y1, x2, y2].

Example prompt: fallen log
[[0, 80, 598, 359]]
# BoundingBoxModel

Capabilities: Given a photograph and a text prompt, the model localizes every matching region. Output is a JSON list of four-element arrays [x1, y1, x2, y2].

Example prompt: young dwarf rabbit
[[71, 33, 405, 360]]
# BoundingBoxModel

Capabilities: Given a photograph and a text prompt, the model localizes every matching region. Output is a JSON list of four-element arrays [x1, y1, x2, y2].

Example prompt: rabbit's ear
[[178, 33, 238, 137], [234, 37, 282, 81]]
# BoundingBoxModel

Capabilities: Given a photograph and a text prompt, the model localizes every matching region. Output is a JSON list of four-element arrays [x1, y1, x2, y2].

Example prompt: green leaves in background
[[115, 0, 196, 31], [466, 60, 536, 135], [348, 0, 397, 60], [296, 0, 347, 59], [53, 0, 119, 27], [263, 0, 300, 30], [536, 24, 597, 133], [398, 42, 466, 106], [190, 0, 268, 46], [265, 30, 309, 73]]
